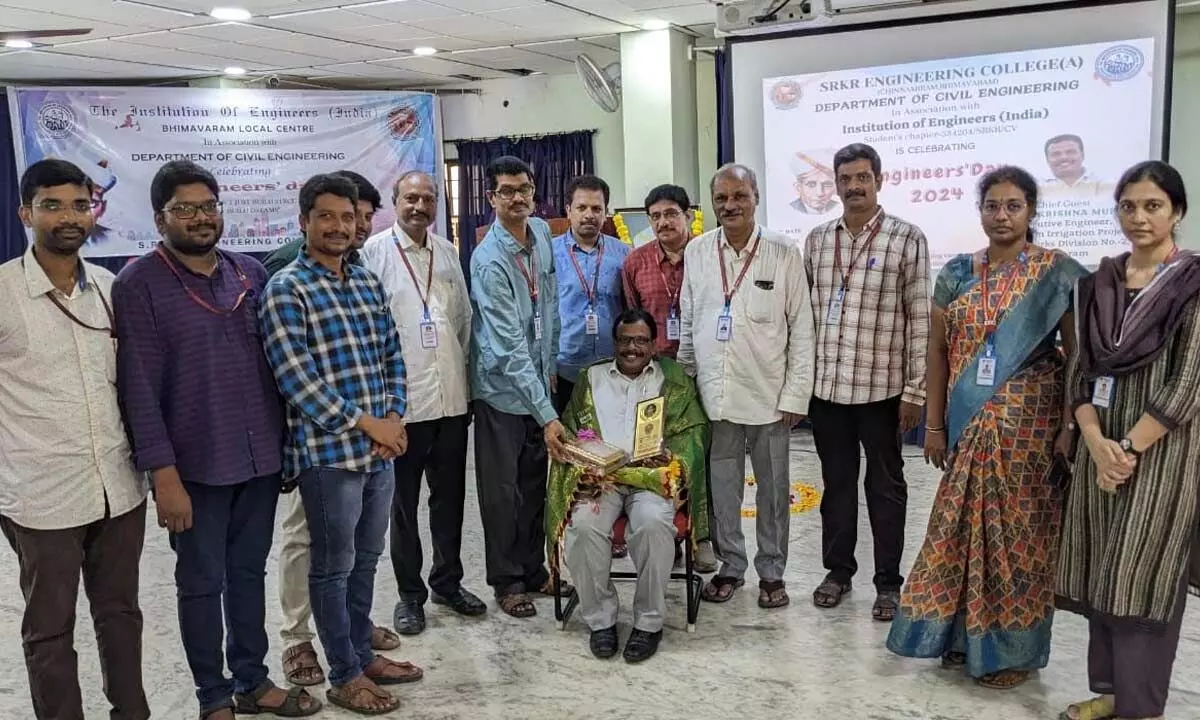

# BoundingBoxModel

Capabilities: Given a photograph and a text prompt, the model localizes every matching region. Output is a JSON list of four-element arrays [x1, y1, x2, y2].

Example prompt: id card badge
[[715, 311, 733, 342], [419, 321, 438, 350], [533, 311, 544, 341], [666, 310, 681, 341], [826, 286, 846, 326], [585, 309, 599, 336], [1092, 376, 1115, 408], [976, 341, 997, 386]]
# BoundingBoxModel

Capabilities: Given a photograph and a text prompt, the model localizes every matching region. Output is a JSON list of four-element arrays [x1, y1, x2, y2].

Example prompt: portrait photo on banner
[[6, 87, 444, 258]]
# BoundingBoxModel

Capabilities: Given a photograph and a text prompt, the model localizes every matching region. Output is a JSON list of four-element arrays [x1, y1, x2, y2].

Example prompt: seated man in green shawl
[[546, 309, 710, 663]]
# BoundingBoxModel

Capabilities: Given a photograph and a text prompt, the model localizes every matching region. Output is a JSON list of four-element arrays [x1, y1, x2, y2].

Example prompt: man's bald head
[[392, 170, 436, 205], [710, 163, 759, 196], [393, 170, 438, 241]]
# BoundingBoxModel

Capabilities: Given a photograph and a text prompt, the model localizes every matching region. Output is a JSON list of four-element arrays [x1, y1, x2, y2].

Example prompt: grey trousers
[[1088, 570, 1191, 718], [564, 489, 676, 633], [709, 420, 791, 582]]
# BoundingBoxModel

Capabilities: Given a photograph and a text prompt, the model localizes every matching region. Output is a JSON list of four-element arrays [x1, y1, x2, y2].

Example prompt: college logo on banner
[[7, 87, 443, 258], [1094, 44, 1145, 82]]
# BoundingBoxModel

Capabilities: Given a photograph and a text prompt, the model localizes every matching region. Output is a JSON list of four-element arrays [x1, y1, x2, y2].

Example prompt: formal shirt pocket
[[746, 278, 779, 324]]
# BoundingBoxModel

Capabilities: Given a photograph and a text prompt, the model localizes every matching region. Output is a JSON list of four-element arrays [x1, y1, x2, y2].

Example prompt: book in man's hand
[[562, 437, 630, 474]]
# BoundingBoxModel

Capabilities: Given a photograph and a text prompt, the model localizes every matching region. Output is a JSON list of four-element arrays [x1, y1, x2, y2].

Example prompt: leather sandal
[[812, 579, 851, 609], [234, 680, 321, 716], [282, 642, 325, 687]]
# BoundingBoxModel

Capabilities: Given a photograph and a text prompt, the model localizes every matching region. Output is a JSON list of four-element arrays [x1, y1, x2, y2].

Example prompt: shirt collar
[[23, 243, 89, 298], [567, 230, 608, 254], [717, 224, 761, 253], [298, 244, 356, 279], [607, 358, 659, 379], [837, 206, 885, 236], [156, 242, 228, 280], [655, 238, 686, 265], [392, 223, 431, 252]]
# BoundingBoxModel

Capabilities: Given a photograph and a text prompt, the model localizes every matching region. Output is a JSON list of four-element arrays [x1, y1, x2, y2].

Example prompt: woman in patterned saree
[[1057, 161, 1200, 720], [886, 166, 1087, 688]]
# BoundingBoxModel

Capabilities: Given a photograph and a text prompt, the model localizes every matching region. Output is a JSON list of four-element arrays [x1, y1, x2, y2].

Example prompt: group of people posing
[[1, 140, 1196, 720]]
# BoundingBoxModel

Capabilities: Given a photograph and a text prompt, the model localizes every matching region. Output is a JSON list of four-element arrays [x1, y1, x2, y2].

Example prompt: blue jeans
[[170, 475, 279, 714], [297, 466, 394, 687]]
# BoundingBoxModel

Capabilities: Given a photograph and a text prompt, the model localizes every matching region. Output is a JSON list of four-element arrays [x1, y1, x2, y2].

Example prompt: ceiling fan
[[0, 28, 93, 47]]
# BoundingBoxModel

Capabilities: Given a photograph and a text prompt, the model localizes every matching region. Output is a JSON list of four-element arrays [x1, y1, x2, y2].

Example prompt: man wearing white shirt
[[678, 163, 815, 610], [0, 159, 150, 720], [361, 170, 487, 635]]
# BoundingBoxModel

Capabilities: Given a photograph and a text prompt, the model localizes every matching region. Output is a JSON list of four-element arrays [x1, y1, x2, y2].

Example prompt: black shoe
[[622, 629, 662, 663], [589, 626, 619, 659], [393, 598, 426, 636], [432, 588, 488, 617]]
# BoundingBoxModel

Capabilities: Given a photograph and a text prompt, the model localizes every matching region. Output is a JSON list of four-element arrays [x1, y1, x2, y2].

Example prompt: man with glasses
[[546, 309, 710, 663], [621, 184, 717, 572], [113, 160, 318, 719], [470, 155, 571, 619], [0, 159, 149, 720], [360, 170, 487, 636], [804, 143, 930, 622]]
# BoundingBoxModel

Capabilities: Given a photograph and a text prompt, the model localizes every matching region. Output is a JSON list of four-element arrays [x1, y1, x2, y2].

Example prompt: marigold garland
[[612, 213, 632, 246], [741, 477, 821, 517], [691, 208, 704, 237]]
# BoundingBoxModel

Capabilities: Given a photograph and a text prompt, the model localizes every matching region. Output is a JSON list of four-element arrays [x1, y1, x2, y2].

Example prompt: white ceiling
[[0, 0, 718, 87]]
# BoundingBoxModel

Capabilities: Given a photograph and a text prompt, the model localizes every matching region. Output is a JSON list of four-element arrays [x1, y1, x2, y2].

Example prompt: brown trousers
[[0, 502, 150, 720]]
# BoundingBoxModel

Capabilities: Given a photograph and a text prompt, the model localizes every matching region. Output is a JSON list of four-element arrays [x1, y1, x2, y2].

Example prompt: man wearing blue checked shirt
[[260, 173, 420, 716]]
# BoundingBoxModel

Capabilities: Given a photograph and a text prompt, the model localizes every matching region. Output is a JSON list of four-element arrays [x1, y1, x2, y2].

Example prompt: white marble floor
[[1, 431, 1198, 720]]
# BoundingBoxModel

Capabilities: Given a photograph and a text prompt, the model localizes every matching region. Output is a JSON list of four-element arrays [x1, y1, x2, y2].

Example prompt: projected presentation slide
[[762, 38, 1154, 269]]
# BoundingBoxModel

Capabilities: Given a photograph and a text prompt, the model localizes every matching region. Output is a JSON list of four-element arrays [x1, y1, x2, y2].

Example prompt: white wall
[[1171, 11, 1200, 249], [438, 75, 625, 212], [695, 51, 719, 231]]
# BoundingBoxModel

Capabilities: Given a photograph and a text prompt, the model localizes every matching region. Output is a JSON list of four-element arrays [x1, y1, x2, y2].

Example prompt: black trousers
[[554, 375, 575, 417], [389, 414, 470, 603], [809, 395, 907, 591], [472, 400, 550, 596]]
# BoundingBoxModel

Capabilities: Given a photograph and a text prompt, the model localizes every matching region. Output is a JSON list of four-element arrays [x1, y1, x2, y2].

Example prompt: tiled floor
[[1, 431, 1197, 719]]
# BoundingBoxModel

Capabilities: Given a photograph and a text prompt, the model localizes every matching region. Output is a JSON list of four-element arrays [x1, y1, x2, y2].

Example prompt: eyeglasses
[[649, 209, 684, 223], [30, 199, 99, 214], [980, 201, 1028, 216], [491, 185, 535, 200], [166, 201, 224, 219], [615, 336, 653, 348]]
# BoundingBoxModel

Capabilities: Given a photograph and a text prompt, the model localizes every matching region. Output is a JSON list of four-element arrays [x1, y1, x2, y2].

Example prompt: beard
[[41, 225, 89, 255], [166, 222, 222, 256]]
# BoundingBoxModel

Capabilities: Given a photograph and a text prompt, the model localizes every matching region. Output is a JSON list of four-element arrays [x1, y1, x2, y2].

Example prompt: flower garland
[[691, 208, 704, 237], [612, 213, 632, 246], [741, 476, 822, 517]]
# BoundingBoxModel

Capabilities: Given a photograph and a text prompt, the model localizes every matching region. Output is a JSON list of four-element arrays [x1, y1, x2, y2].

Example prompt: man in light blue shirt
[[552, 174, 630, 415], [469, 155, 570, 619]]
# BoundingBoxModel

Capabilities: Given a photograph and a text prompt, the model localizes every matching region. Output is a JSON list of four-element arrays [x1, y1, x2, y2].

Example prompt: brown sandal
[[282, 642, 325, 687], [700, 575, 744, 603], [534, 577, 574, 597], [325, 677, 398, 716], [758, 580, 790, 609], [498, 592, 537, 618], [873, 590, 900, 622], [364, 654, 424, 685], [370, 625, 401, 651], [812, 579, 851, 608], [978, 669, 1032, 690]]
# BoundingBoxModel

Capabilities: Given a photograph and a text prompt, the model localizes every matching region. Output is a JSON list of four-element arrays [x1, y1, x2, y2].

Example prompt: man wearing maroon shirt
[[113, 160, 318, 719], [620, 183, 716, 572]]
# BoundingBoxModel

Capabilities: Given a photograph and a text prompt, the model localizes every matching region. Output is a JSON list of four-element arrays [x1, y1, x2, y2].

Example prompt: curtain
[[454, 129, 595, 282], [715, 49, 733, 167], [1, 98, 26, 265]]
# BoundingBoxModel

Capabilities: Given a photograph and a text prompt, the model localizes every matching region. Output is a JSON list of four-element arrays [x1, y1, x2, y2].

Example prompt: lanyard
[[394, 232, 435, 320], [717, 227, 762, 309], [21, 257, 115, 337], [833, 215, 884, 288], [567, 238, 604, 307], [656, 250, 682, 311], [156, 245, 250, 316], [513, 242, 538, 304], [980, 243, 1028, 335]]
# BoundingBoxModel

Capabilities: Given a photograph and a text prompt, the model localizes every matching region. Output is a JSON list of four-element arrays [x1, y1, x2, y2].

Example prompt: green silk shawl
[[545, 357, 710, 568]]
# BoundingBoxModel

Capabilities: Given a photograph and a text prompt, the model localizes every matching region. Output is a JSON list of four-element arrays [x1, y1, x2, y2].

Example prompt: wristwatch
[[1119, 437, 1140, 456]]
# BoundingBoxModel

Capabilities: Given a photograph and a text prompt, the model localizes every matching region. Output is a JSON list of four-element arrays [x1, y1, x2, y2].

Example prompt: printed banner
[[762, 38, 1155, 269], [8, 87, 443, 257]]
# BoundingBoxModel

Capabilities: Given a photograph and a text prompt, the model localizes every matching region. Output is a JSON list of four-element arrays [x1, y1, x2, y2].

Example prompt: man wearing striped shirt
[[260, 173, 419, 716], [804, 143, 931, 623]]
